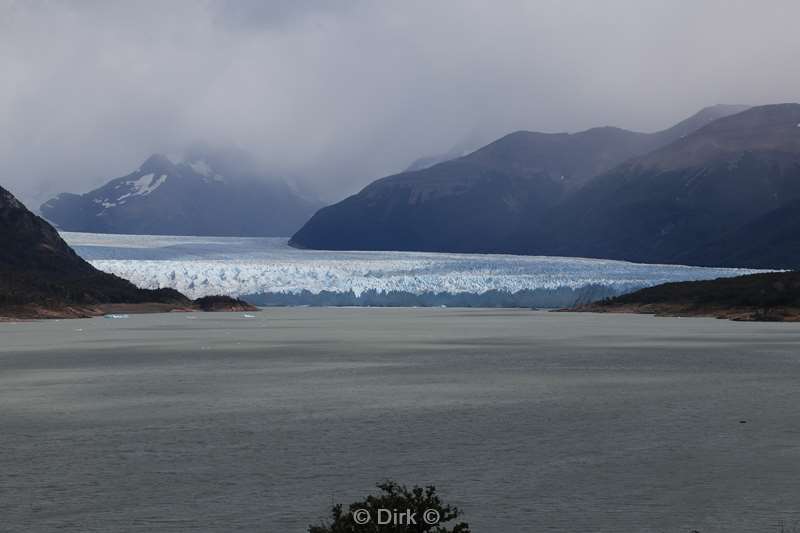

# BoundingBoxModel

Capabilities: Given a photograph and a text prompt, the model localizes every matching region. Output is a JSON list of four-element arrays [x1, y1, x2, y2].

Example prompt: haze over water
[[2, 309, 800, 532]]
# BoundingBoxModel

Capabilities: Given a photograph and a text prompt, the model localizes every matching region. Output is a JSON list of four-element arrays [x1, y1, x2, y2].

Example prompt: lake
[[2, 309, 800, 532]]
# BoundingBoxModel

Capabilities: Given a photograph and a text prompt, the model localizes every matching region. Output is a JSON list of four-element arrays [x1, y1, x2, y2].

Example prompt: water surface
[[2, 309, 800, 532]]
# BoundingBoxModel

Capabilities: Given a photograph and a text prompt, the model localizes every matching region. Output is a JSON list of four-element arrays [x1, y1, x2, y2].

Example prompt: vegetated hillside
[[1, 184, 189, 315], [575, 271, 800, 321], [1, 185, 256, 319]]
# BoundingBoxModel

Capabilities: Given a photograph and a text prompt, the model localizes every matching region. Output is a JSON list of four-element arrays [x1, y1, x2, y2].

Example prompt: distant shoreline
[[568, 304, 800, 322], [0, 296, 257, 321], [571, 271, 800, 322]]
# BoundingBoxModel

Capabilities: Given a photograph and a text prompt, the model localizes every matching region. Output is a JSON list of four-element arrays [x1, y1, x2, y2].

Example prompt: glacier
[[62, 232, 768, 308]]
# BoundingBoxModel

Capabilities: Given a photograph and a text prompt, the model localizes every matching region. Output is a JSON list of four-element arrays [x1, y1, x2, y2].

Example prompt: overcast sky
[[2, 0, 800, 205]]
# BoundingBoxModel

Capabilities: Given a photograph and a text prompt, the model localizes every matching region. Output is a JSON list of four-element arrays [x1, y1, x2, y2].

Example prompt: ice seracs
[[63, 232, 768, 308]]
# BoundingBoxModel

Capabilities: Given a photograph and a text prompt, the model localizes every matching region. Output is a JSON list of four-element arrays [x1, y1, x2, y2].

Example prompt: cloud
[[2, 0, 800, 205]]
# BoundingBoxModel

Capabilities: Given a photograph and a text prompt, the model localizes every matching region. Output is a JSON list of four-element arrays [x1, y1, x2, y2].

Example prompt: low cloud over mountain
[[3, 2, 800, 205]]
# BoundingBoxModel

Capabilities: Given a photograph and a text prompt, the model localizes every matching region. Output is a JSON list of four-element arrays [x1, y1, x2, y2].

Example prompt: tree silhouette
[[309, 481, 470, 533]]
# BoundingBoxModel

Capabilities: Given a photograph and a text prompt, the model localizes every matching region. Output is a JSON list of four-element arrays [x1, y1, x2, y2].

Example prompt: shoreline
[[7, 303, 799, 323], [570, 303, 800, 322], [569, 271, 800, 322], [0, 297, 258, 321]]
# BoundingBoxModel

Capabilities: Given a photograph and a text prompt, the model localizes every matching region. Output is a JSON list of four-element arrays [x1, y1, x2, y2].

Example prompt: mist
[[2, 0, 800, 205]]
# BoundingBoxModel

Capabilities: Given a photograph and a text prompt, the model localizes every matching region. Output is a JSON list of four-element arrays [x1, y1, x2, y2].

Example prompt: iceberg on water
[[63, 233, 768, 308]]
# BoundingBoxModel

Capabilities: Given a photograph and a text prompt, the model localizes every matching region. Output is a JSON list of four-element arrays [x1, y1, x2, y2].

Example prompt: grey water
[[2, 309, 800, 532]]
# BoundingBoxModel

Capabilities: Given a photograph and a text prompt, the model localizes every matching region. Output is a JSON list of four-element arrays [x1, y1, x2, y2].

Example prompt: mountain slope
[[676, 198, 800, 269], [1, 185, 260, 319], [1, 185, 189, 315], [42, 150, 322, 237], [290, 105, 749, 252], [532, 103, 800, 266]]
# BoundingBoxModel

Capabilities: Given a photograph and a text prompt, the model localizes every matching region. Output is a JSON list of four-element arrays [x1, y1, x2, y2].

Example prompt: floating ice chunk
[[104, 314, 129, 319], [243, 314, 256, 318]]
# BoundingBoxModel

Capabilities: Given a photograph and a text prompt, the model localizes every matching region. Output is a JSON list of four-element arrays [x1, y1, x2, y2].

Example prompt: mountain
[[531, 103, 800, 267], [654, 103, 751, 141], [404, 131, 495, 172], [0, 184, 189, 317], [1, 185, 259, 319], [684, 198, 800, 269], [290, 105, 749, 253], [41, 148, 322, 237]]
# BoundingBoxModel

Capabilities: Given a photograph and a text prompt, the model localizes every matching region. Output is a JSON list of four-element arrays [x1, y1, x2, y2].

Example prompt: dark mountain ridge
[[290, 105, 749, 253], [291, 103, 800, 269], [1, 185, 255, 319], [42, 149, 322, 237], [1, 184, 188, 315], [530, 103, 800, 267]]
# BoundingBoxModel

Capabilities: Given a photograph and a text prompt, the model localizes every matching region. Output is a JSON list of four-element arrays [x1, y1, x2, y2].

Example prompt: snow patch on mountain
[[62, 232, 769, 308], [128, 173, 167, 197], [88, 173, 169, 212], [189, 161, 212, 177], [185, 160, 224, 182]]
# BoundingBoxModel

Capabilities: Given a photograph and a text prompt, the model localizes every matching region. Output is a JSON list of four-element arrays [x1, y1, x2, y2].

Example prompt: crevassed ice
[[62, 232, 769, 308]]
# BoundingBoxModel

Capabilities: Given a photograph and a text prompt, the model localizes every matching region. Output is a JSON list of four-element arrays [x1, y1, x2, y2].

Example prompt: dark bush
[[309, 481, 470, 533]]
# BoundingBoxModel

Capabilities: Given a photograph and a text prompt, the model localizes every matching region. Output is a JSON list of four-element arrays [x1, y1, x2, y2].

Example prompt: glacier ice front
[[63, 232, 767, 308]]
